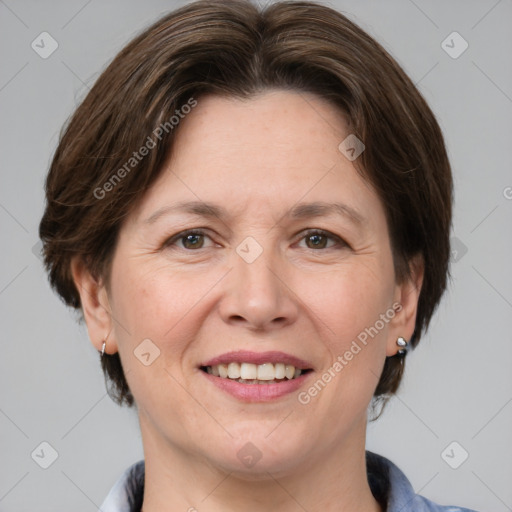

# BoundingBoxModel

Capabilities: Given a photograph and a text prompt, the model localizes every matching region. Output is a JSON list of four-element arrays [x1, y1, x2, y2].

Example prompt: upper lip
[[201, 350, 313, 370]]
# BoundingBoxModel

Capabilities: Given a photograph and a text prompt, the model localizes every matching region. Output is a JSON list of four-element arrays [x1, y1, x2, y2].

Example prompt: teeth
[[257, 363, 275, 380], [275, 363, 285, 379], [227, 362, 240, 379], [240, 363, 257, 379], [218, 364, 228, 378], [205, 362, 305, 382]]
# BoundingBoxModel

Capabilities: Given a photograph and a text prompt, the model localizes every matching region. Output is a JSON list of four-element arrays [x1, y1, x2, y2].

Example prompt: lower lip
[[200, 370, 312, 402]]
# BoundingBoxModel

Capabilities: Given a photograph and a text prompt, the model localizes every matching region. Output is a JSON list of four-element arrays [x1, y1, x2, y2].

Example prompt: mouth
[[200, 362, 313, 384], [198, 350, 314, 401]]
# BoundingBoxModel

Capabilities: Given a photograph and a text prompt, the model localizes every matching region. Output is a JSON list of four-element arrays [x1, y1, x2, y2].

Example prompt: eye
[[297, 229, 346, 250], [163, 229, 213, 250]]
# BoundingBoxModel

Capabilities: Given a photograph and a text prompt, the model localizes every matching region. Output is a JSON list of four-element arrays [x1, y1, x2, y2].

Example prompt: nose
[[218, 245, 300, 332]]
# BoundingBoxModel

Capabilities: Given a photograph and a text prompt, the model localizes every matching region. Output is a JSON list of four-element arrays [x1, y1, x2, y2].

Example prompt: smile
[[199, 350, 314, 401], [201, 362, 312, 384]]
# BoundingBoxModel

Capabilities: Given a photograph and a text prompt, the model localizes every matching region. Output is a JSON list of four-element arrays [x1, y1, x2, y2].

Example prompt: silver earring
[[396, 336, 408, 356], [100, 340, 106, 357]]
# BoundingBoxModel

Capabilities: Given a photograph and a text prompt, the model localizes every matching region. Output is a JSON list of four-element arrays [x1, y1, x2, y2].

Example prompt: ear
[[386, 254, 424, 357], [70, 257, 118, 355]]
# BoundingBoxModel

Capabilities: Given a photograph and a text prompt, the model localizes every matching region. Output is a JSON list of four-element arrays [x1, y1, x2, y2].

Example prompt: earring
[[100, 339, 106, 357], [396, 336, 408, 356]]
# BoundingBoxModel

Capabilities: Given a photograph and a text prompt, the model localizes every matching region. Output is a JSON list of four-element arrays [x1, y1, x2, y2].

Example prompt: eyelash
[[162, 228, 348, 251]]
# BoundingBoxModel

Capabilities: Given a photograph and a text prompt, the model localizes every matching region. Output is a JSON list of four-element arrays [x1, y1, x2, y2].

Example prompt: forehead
[[129, 90, 383, 226], [171, 90, 349, 163]]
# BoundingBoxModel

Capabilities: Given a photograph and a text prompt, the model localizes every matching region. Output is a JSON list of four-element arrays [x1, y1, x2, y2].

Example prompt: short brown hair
[[39, 0, 453, 411]]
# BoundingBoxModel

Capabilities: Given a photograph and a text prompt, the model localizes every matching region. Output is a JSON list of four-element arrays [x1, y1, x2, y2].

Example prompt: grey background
[[1, 0, 511, 510]]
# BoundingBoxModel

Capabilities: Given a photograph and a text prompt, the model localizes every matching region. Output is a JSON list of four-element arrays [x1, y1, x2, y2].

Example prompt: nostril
[[230, 315, 245, 322]]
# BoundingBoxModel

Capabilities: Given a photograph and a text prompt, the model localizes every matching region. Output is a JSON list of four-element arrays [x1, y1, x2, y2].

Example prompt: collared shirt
[[100, 451, 479, 512]]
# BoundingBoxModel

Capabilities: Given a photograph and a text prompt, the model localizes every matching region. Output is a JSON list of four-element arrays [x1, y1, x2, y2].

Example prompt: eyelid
[[294, 228, 348, 249], [162, 228, 215, 249], [162, 227, 349, 251]]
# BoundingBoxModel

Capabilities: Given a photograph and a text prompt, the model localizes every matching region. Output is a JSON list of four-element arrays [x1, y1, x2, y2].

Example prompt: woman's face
[[77, 90, 420, 476]]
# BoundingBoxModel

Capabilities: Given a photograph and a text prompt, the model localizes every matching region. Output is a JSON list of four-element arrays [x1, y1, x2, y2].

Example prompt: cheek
[[302, 261, 395, 343], [111, 258, 195, 332], [298, 263, 394, 405], [109, 258, 226, 367], [108, 262, 200, 416]]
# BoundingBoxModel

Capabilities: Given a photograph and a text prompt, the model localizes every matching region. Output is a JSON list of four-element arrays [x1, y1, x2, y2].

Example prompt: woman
[[38, 0, 479, 510]]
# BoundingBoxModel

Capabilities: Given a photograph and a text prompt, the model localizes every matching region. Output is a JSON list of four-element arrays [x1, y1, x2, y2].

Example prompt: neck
[[139, 413, 383, 512]]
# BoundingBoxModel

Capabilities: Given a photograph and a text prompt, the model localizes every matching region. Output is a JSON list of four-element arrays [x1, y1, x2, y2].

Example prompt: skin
[[72, 90, 423, 512]]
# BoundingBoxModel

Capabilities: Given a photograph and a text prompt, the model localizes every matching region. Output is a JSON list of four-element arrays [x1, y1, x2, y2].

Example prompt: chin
[[202, 427, 313, 478]]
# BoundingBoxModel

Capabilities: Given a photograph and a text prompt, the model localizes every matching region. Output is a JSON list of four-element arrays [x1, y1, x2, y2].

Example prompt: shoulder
[[99, 460, 145, 512], [366, 451, 479, 512]]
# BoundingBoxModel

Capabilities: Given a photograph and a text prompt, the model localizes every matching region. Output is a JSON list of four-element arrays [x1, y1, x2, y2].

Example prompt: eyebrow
[[288, 201, 366, 226], [144, 201, 226, 224], [144, 200, 366, 226]]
